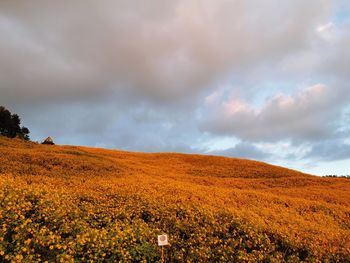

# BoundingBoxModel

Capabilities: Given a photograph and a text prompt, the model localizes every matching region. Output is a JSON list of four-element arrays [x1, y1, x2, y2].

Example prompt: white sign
[[158, 234, 168, 246]]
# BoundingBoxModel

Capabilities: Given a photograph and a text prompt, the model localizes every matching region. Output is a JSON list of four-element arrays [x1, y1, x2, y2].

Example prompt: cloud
[[1, 1, 350, 174], [320, 25, 350, 80], [209, 142, 272, 160], [200, 84, 343, 142], [0, 0, 333, 108], [305, 140, 350, 161], [317, 22, 334, 33]]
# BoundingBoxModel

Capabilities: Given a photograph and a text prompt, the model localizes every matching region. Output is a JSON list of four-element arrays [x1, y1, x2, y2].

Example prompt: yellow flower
[[15, 254, 23, 260]]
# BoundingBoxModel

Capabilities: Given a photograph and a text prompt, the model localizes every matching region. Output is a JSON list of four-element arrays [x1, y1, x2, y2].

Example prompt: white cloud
[[317, 22, 334, 33]]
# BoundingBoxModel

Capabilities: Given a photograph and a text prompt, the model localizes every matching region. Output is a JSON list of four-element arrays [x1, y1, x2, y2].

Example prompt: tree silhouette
[[0, 106, 30, 140]]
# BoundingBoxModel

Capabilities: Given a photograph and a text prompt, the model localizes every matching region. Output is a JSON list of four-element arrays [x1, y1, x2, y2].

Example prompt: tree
[[0, 106, 30, 140]]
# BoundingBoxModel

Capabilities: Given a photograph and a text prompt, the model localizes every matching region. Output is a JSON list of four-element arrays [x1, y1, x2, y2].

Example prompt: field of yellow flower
[[0, 136, 349, 262]]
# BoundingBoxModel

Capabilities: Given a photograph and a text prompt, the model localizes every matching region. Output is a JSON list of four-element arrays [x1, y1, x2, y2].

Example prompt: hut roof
[[42, 136, 55, 145], [44, 136, 53, 142]]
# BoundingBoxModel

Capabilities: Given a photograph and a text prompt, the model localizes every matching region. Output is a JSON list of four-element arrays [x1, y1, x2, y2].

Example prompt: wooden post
[[158, 234, 168, 263]]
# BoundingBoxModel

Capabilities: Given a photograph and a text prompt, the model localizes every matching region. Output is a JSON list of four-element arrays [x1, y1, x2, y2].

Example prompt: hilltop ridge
[[0, 135, 310, 180], [0, 136, 349, 262]]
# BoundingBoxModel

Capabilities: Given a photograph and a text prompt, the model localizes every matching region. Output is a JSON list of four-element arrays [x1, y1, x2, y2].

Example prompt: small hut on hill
[[42, 136, 55, 145]]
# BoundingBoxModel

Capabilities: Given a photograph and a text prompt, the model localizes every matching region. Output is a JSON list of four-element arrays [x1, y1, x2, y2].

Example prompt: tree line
[[324, 175, 350, 179], [0, 106, 30, 140]]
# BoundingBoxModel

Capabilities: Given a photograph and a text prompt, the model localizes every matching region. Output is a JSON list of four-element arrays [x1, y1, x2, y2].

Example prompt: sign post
[[158, 234, 168, 263]]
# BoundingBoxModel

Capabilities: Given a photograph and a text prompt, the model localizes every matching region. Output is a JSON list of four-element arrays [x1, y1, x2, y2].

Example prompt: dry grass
[[0, 136, 349, 262]]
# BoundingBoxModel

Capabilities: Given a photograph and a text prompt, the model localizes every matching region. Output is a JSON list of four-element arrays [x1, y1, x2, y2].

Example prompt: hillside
[[0, 136, 349, 262]]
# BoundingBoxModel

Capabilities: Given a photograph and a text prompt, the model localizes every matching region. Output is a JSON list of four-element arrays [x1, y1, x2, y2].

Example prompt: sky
[[0, 0, 350, 176]]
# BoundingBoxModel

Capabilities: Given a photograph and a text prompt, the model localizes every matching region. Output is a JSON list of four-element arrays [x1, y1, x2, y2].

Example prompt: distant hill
[[0, 136, 349, 262]]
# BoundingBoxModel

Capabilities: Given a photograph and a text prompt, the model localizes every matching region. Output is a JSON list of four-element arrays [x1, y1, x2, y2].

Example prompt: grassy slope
[[0, 136, 349, 262]]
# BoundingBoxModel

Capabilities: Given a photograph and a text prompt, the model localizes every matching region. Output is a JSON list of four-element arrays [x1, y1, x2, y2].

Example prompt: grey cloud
[[305, 140, 350, 161], [23, 99, 203, 153], [209, 142, 272, 161], [2, 0, 350, 174], [318, 20, 350, 80], [0, 0, 333, 108]]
